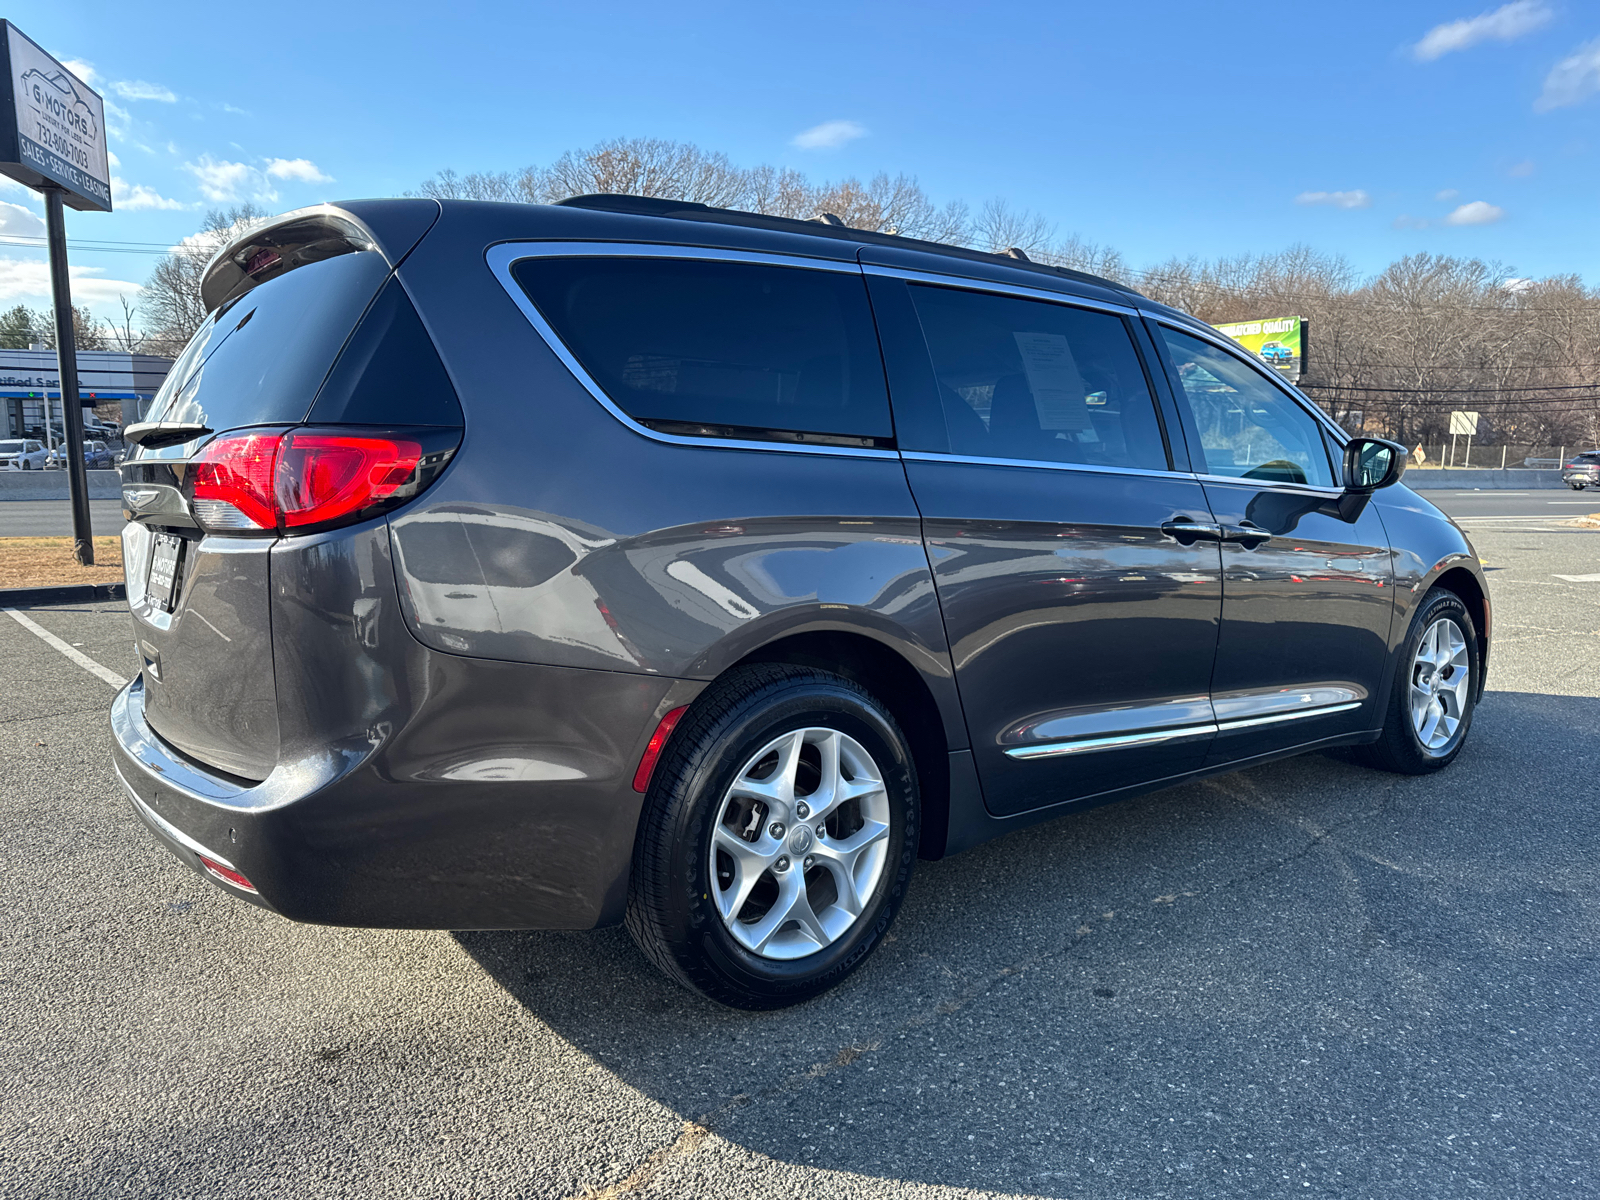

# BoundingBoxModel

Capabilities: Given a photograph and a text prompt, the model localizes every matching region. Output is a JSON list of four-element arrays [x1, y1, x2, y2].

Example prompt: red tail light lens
[[184, 427, 454, 536], [276, 433, 422, 529], [189, 432, 281, 530]]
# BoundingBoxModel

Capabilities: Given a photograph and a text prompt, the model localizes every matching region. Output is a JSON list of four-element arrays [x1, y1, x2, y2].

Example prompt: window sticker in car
[[1012, 332, 1090, 432]]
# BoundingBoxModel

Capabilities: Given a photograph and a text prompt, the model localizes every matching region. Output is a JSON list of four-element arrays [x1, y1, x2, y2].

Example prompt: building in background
[[1, 347, 172, 441]]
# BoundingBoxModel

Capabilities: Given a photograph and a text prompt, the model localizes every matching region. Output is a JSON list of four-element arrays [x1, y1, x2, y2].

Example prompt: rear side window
[[513, 257, 892, 445], [907, 284, 1170, 471], [143, 250, 392, 433]]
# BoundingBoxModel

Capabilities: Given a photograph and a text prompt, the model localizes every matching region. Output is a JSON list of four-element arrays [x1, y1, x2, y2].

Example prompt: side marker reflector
[[633, 706, 689, 793]]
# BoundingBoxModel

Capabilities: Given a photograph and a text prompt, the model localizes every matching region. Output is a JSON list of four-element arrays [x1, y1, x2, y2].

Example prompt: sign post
[[0, 21, 113, 565]]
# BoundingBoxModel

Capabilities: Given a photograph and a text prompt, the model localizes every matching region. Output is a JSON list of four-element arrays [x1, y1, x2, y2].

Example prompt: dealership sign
[[1211, 316, 1306, 381], [0, 21, 111, 211]]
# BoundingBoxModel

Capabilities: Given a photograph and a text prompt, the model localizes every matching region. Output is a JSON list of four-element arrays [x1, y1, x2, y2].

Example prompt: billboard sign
[[0, 21, 111, 211], [1210, 316, 1306, 381]]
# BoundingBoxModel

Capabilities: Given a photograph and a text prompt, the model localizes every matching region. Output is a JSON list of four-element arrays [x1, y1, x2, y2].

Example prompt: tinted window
[[513, 257, 891, 444], [308, 278, 463, 427], [143, 250, 391, 433], [907, 284, 1169, 471], [1158, 326, 1336, 488]]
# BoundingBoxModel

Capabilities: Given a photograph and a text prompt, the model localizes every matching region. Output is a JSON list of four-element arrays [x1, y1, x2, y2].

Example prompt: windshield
[[0, 441, 22, 453]]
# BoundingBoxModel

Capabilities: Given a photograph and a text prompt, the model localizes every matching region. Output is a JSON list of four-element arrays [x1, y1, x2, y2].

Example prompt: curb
[[0, 582, 126, 608]]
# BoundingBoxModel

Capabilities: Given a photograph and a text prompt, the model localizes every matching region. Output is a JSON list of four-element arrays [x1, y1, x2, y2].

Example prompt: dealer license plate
[[148, 533, 183, 613]]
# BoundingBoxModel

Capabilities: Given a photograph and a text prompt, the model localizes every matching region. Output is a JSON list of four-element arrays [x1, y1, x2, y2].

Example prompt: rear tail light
[[184, 427, 457, 535]]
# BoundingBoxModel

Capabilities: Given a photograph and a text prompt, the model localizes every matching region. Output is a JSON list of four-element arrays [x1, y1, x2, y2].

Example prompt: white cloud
[[220, 103, 250, 116], [59, 58, 98, 86], [1435, 188, 1460, 201], [1502, 277, 1534, 292], [183, 155, 278, 204], [265, 157, 332, 183], [1413, 0, 1552, 61], [112, 177, 189, 211], [1294, 189, 1371, 209], [792, 120, 868, 150], [111, 79, 177, 103], [1444, 200, 1506, 224], [0, 201, 44, 238], [1508, 159, 1535, 176], [1536, 39, 1600, 111], [0, 256, 142, 305]]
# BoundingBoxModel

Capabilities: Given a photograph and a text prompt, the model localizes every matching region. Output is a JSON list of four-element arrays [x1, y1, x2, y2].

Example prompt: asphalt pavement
[[1, 525, 1598, 1198]]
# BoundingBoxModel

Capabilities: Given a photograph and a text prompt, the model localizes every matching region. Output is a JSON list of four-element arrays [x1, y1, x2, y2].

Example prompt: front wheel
[[1355, 588, 1479, 774], [626, 663, 918, 1009]]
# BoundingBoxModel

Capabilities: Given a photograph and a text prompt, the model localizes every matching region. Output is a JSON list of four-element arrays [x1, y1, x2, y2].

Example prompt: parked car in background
[[112, 198, 1492, 1010], [1562, 452, 1600, 489], [0, 439, 48, 470], [49, 440, 115, 470]]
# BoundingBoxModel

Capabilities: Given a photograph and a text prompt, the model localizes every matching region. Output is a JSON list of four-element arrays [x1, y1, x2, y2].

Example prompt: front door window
[[1158, 327, 1335, 487]]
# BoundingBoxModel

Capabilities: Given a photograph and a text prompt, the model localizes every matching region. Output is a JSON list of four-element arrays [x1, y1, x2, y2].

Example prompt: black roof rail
[[552, 193, 1142, 298]]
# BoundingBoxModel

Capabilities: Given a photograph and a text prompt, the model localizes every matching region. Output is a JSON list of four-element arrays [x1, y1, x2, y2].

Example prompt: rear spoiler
[[199, 205, 377, 315]]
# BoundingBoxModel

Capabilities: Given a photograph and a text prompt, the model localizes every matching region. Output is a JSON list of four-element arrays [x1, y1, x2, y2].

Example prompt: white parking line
[[4, 609, 129, 689], [1554, 573, 1600, 583]]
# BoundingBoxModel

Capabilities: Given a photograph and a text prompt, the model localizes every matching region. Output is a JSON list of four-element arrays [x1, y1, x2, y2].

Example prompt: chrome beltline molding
[[1005, 700, 1364, 760]]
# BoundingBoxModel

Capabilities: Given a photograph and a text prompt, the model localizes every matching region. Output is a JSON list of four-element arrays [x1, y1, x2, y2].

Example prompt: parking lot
[[2, 510, 1597, 1199]]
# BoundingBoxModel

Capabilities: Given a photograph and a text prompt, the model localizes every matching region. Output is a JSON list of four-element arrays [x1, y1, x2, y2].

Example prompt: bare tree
[[141, 203, 272, 351]]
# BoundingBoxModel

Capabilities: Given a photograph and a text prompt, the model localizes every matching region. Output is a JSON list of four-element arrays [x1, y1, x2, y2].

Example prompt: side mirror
[[1343, 437, 1406, 493]]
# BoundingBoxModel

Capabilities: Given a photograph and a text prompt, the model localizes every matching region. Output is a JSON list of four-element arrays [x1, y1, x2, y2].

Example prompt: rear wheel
[[1355, 588, 1479, 774], [626, 663, 918, 1009], [1570, 481, 1587, 490]]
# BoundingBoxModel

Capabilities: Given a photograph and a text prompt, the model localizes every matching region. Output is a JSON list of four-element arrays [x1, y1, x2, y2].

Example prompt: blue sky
[[6, 0, 1600, 323]]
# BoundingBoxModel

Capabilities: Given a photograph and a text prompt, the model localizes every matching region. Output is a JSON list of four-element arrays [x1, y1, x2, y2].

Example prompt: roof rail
[[551, 193, 1141, 297]]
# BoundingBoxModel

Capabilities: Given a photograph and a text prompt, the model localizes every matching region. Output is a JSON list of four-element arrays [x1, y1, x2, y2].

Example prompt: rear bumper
[[111, 656, 695, 929]]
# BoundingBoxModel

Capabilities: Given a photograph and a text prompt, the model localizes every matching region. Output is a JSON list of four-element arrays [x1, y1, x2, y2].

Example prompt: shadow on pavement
[[456, 690, 1600, 1197]]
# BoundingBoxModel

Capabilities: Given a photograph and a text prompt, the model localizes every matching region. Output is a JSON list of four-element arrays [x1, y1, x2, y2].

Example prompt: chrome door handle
[[1160, 518, 1225, 544], [1221, 522, 1272, 547]]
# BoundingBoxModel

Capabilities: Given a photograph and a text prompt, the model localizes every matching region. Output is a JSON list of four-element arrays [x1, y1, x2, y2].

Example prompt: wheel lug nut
[[796, 802, 810, 819], [816, 823, 825, 836], [770, 822, 785, 838], [804, 855, 815, 870], [776, 856, 790, 871]]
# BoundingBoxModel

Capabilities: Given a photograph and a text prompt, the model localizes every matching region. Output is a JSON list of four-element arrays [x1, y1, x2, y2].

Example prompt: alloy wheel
[[1409, 617, 1470, 752], [708, 726, 891, 961]]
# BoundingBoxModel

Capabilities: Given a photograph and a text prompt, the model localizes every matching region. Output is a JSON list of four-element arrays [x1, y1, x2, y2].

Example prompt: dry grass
[[0, 537, 125, 589]]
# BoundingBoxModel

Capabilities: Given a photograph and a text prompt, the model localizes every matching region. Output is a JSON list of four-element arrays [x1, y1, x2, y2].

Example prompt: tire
[[626, 663, 919, 1010], [1354, 588, 1479, 775], [1570, 482, 1587, 490], [20, 460, 29, 471]]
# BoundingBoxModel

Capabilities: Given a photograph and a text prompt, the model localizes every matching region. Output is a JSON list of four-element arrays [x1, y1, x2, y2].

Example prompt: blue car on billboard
[[1258, 340, 1294, 365]]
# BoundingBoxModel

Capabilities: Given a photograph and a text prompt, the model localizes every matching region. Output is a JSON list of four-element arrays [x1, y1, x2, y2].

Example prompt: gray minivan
[[112, 197, 1489, 1008]]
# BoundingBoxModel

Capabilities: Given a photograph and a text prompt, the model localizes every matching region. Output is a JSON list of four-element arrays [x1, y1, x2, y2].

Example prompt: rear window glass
[[513, 257, 892, 444], [143, 250, 391, 434]]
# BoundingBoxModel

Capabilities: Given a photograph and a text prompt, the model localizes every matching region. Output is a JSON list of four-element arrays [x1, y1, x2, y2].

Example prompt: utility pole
[[44, 186, 93, 565]]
